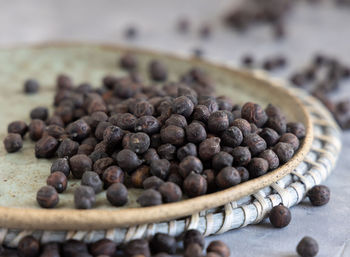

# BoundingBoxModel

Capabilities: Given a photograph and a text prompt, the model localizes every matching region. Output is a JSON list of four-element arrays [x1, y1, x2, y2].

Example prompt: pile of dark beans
[[3, 53, 305, 210], [0, 229, 230, 257], [288, 54, 350, 129]]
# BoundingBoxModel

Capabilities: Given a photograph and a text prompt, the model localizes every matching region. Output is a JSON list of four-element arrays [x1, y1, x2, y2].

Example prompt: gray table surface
[[1, 0, 350, 256]]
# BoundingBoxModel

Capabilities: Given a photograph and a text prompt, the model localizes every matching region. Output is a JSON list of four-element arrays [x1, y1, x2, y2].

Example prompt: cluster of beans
[[3, 53, 305, 210], [288, 54, 350, 130], [0, 229, 230, 257], [241, 54, 287, 71]]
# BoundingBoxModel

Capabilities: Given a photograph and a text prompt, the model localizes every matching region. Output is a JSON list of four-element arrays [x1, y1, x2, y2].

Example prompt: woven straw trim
[[0, 86, 341, 248]]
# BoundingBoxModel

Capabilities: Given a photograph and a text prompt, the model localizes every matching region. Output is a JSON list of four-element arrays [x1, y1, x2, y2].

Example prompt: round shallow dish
[[0, 43, 314, 232]]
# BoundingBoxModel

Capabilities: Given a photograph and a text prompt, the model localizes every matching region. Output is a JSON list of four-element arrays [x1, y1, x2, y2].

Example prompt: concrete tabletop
[[0, 0, 349, 256]]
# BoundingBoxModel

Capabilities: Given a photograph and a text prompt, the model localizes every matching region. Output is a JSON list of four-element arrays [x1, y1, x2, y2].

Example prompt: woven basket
[[0, 43, 341, 247]]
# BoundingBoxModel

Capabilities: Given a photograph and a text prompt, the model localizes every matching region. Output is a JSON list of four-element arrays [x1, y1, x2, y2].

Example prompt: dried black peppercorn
[[160, 125, 185, 146], [143, 176, 164, 190], [158, 143, 177, 160], [207, 240, 230, 257], [212, 151, 233, 171], [62, 239, 89, 257], [150, 233, 177, 254], [269, 204, 291, 228], [192, 105, 210, 123], [165, 114, 188, 128], [119, 53, 138, 71], [116, 149, 143, 174], [241, 102, 268, 127], [102, 166, 125, 188], [273, 142, 294, 163], [183, 172, 207, 197], [279, 132, 300, 151], [135, 115, 161, 134], [81, 171, 103, 193], [208, 111, 230, 133], [186, 122, 207, 143], [56, 74, 73, 89], [137, 189, 163, 207], [3, 133, 23, 153], [93, 157, 114, 175], [106, 182, 128, 206], [259, 127, 280, 147], [103, 125, 123, 147], [158, 182, 182, 203], [307, 185, 330, 206], [74, 185, 96, 209], [143, 148, 160, 165], [69, 154, 92, 179], [179, 156, 203, 178], [244, 133, 267, 156], [199, 137, 221, 161], [66, 119, 91, 142], [56, 138, 79, 158], [8, 120, 28, 137], [28, 119, 46, 141], [24, 79, 40, 94], [149, 60, 168, 82], [36, 185, 59, 208], [18, 235, 40, 257], [90, 238, 117, 257], [199, 97, 218, 113], [123, 132, 150, 154], [47, 171, 67, 193], [216, 167, 241, 189], [231, 118, 251, 137], [177, 143, 197, 161], [184, 243, 203, 257], [237, 166, 249, 182], [183, 230, 205, 249], [248, 157, 269, 178], [296, 236, 319, 257], [124, 239, 151, 257], [35, 136, 59, 158], [221, 126, 243, 147], [30, 106, 49, 121], [173, 96, 194, 118], [51, 157, 70, 177], [286, 122, 306, 139], [231, 146, 251, 166], [150, 159, 171, 180], [259, 149, 279, 170]]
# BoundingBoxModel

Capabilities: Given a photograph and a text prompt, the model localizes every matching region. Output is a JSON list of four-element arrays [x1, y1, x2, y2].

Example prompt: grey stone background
[[0, 0, 350, 256]]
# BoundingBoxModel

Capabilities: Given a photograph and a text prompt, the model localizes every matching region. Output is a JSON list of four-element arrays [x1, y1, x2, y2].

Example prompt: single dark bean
[[199, 137, 221, 161], [149, 60, 168, 82], [77, 144, 94, 155], [307, 185, 330, 206], [119, 53, 138, 71], [47, 171, 67, 193], [237, 166, 249, 182], [35, 136, 59, 158], [62, 239, 88, 257], [183, 229, 205, 249], [103, 125, 124, 147], [51, 157, 70, 177], [3, 133, 23, 153], [273, 142, 294, 163], [56, 74, 73, 90], [150, 233, 177, 254], [203, 169, 216, 193], [69, 154, 92, 179], [124, 25, 138, 40], [266, 116, 287, 135], [199, 97, 218, 113], [93, 157, 114, 175], [184, 243, 202, 257], [165, 114, 188, 128], [81, 171, 103, 193], [116, 149, 143, 174], [158, 143, 177, 160], [135, 115, 161, 134], [124, 239, 151, 257], [159, 182, 182, 203], [123, 132, 150, 154], [177, 143, 197, 161], [179, 156, 203, 178], [241, 102, 268, 127], [192, 105, 210, 123], [216, 167, 241, 189], [102, 166, 125, 188], [186, 122, 207, 143], [56, 138, 79, 158], [212, 151, 233, 171], [24, 79, 40, 94], [269, 204, 291, 228], [137, 189, 163, 207], [66, 119, 91, 142], [30, 106, 49, 121], [143, 176, 164, 190], [36, 185, 59, 208], [259, 128, 280, 147], [279, 133, 300, 151], [244, 134, 267, 156], [90, 239, 117, 257], [241, 55, 254, 68], [18, 235, 40, 257], [231, 146, 251, 166], [248, 157, 269, 178], [131, 165, 150, 188], [259, 149, 279, 170], [231, 118, 251, 136], [296, 236, 319, 257], [150, 159, 171, 180], [160, 125, 185, 146], [29, 119, 46, 141], [143, 148, 160, 165], [106, 182, 128, 206], [221, 126, 243, 147], [207, 240, 230, 257], [173, 96, 194, 118], [208, 111, 229, 133], [8, 121, 28, 137], [74, 186, 96, 209], [183, 172, 207, 197]]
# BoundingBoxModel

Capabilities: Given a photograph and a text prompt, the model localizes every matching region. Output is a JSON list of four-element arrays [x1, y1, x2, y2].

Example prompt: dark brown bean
[[273, 142, 294, 163], [135, 116, 160, 134], [177, 143, 197, 161], [74, 185, 96, 209], [192, 105, 210, 122], [90, 239, 117, 257], [158, 143, 177, 160], [296, 236, 319, 257], [24, 79, 40, 94], [106, 182, 128, 206], [119, 53, 138, 71], [279, 133, 300, 151], [158, 182, 182, 203], [307, 185, 330, 206], [286, 122, 306, 139], [208, 111, 230, 133], [179, 156, 203, 178], [216, 167, 241, 189], [244, 134, 267, 156], [51, 157, 70, 177], [237, 166, 249, 182], [47, 171, 67, 193], [35, 136, 59, 158], [137, 189, 163, 207], [8, 121, 28, 137], [259, 128, 280, 147], [3, 133, 23, 153], [183, 172, 207, 197], [150, 159, 171, 180], [123, 132, 150, 154], [81, 171, 103, 193], [131, 165, 150, 188], [30, 106, 49, 121], [143, 176, 164, 190], [36, 186, 59, 208], [102, 166, 125, 188], [66, 119, 91, 142], [199, 137, 221, 161], [248, 157, 269, 178], [269, 204, 291, 228], [56, 138, 79, 158], [18, 236, 40, 257], [259, 149, 279, 170], [183, 230, 205, 249], [161, 125, 185, 146], [69, 154, 92, 179], [124, 239, 151, 257], [241, 102, 268, 127], [221, 126, 243, 147], [212, 151, 233, 171], [149, 60, 168, 82], [93, 157, 114, 175], [186, 122, 207, 143], [116, 149, 142, 174], [231, 146, 251, 166], [29, 119, 46, 141], [173, 96, 194, 118], [207, 240, 230, 257]]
